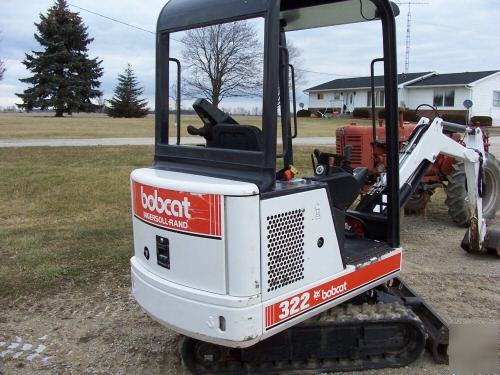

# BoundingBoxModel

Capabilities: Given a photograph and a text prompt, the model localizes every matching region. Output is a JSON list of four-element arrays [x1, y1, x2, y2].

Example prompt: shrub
[[470, 116, 492, 126], [403, 110, 419, 122], [352, 108, 370, 118], [442, 113, 467, 125], [378, 108, 386, 119], [297, 109, 311, 117]]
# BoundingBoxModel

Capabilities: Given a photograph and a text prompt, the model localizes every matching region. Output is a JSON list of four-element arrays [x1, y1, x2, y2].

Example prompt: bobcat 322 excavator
[[129, 0, 499, 373]]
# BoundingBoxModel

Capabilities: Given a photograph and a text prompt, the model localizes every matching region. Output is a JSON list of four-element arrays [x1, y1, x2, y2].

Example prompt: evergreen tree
[[106, 64, 149, 118], [16, 0, 103, 117]]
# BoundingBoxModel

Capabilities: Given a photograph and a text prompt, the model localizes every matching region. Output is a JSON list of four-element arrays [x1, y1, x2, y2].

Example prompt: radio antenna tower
[[405, 2, 412, 74], [398, 1, 429, 74]]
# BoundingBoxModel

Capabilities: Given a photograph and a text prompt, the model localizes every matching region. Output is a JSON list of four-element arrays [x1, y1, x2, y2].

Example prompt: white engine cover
[[131, 168, 259, 295], [130, 169, 401, 347], [260, 188, 345, 301]]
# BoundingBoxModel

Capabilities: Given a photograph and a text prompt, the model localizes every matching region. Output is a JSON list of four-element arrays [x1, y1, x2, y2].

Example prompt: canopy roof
[[157, 0, 398, 32]]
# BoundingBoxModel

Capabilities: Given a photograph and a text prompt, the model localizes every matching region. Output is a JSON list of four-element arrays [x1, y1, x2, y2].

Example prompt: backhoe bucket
[[461, 228, 500, 256]]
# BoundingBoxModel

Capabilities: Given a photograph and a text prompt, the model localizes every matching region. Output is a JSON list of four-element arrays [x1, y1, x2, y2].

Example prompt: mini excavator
[[129, 0, 499, 373]]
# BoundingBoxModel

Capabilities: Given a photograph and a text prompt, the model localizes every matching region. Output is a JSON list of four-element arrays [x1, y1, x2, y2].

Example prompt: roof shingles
[[306, 70, 500, 91], [406, 70, 499, 87], [306, 72, 431, 91]]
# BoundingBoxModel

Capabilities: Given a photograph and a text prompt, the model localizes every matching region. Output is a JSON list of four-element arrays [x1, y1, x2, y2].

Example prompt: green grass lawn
[[0, 144, 450, 300], [0, 112, 371, 139], [0, 146, 150, 299], [0, 145, 328, 299]]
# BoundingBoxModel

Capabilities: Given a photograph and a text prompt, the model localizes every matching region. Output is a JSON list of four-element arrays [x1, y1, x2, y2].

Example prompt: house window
[[334, 92, 341, 100], [377, 90, 385, 107], [493, 91, 500, 107], [317, 93, 324, 100], [433, 88, 455, 107], [367, 90, 385, 106]]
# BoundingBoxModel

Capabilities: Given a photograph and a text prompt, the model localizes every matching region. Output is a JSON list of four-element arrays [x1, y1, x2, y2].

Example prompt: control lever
[[187, 125, 207, 137], [312, 149, 325, 175], [313, 149, 321, 162], [342, 145, 352, 169], [343, 145, 352, 162]]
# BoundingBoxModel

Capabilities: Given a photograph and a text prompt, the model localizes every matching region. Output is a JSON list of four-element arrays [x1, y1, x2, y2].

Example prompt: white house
[[305, 70, 500, 124]]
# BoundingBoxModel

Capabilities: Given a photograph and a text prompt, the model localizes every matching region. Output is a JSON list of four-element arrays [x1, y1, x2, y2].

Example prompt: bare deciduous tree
[[0, 31, 5, 81], [169, 83, 180, 112], [96, 94, 106, 113], [287, 42, 306, 88], [181, 21, 263, 108], [0, 60, 5, 81]]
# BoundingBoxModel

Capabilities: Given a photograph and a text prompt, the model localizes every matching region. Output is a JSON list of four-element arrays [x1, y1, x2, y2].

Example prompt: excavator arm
[[358, 116, 497, 254], [399, 117, 487, 252]]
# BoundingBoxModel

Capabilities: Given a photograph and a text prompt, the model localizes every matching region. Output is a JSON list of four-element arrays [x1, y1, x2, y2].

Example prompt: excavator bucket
[[461, 228, 500, 256]]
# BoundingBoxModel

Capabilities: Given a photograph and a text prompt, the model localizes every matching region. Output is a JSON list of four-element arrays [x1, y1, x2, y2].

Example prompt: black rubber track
[[181, 302, 426, 374]]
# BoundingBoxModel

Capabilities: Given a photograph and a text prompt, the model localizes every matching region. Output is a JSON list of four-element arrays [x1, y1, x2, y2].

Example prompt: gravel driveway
[[1, 212, 498, 375], [0, 138, 498, 375]]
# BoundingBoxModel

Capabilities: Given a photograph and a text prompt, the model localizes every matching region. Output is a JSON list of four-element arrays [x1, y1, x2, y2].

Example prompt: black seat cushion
[[311, 170, 361, 210], [211, 124, 262, 151]]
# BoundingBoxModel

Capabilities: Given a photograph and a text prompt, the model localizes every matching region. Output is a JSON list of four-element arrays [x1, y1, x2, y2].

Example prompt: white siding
[[406, 87, 470, 110], [308, 81, 500, 125], [406, 88, 433, 109], [308, 89, 382, 111], [350, 90, 370, 109], [398, 87, 407, 107], [470, 73, 500, 124], [308, 91, 343, 110]]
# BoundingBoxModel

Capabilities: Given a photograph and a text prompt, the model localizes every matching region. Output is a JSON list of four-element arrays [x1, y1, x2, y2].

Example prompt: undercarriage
[[181, 278, 448, 374]]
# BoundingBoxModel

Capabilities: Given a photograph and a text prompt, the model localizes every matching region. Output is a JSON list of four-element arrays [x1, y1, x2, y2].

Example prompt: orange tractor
[[336, 108, 499, 225]]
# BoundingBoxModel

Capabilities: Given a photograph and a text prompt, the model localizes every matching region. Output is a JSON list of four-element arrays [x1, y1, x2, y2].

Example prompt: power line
[[295, 68, 353, 78], [68, 3, 184, 44], [67, 3, 354, 79], [68, 3, 154, 34]]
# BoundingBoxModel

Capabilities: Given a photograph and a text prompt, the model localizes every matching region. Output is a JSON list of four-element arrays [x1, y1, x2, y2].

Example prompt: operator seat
[[212, 124, 262, 151], [309, 149, 369, 211], [312, 167, 367, 210], [188, 98, 263, 151]]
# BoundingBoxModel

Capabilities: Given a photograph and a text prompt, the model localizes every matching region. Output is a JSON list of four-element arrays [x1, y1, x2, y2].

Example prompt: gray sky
[[0, 0, 499, 109]]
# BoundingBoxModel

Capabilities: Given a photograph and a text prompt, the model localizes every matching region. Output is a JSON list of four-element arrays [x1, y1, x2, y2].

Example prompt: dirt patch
[[0, 276, 182, 375], [1, 215, 498, 375]]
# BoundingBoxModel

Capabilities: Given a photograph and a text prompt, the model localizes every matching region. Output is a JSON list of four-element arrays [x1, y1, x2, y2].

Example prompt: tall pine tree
[[106, 64, 149, 118], [16, 0, 103, 117]]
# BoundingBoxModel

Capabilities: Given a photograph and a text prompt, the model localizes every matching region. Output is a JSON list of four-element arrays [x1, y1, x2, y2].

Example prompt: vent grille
[[266, 209, 305, 292]]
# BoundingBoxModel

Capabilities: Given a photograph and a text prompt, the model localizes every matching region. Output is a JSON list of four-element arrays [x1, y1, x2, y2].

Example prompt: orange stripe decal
[[264, 252, 401, 329]]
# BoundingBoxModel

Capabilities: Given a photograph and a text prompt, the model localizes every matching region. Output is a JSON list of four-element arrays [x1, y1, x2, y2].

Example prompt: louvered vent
[[266, 209, 305, 292]]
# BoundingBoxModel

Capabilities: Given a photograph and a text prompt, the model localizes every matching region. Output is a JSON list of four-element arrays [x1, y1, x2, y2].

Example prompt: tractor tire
[[404, 190, 431, 214], [445, 152, 500, 226]]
